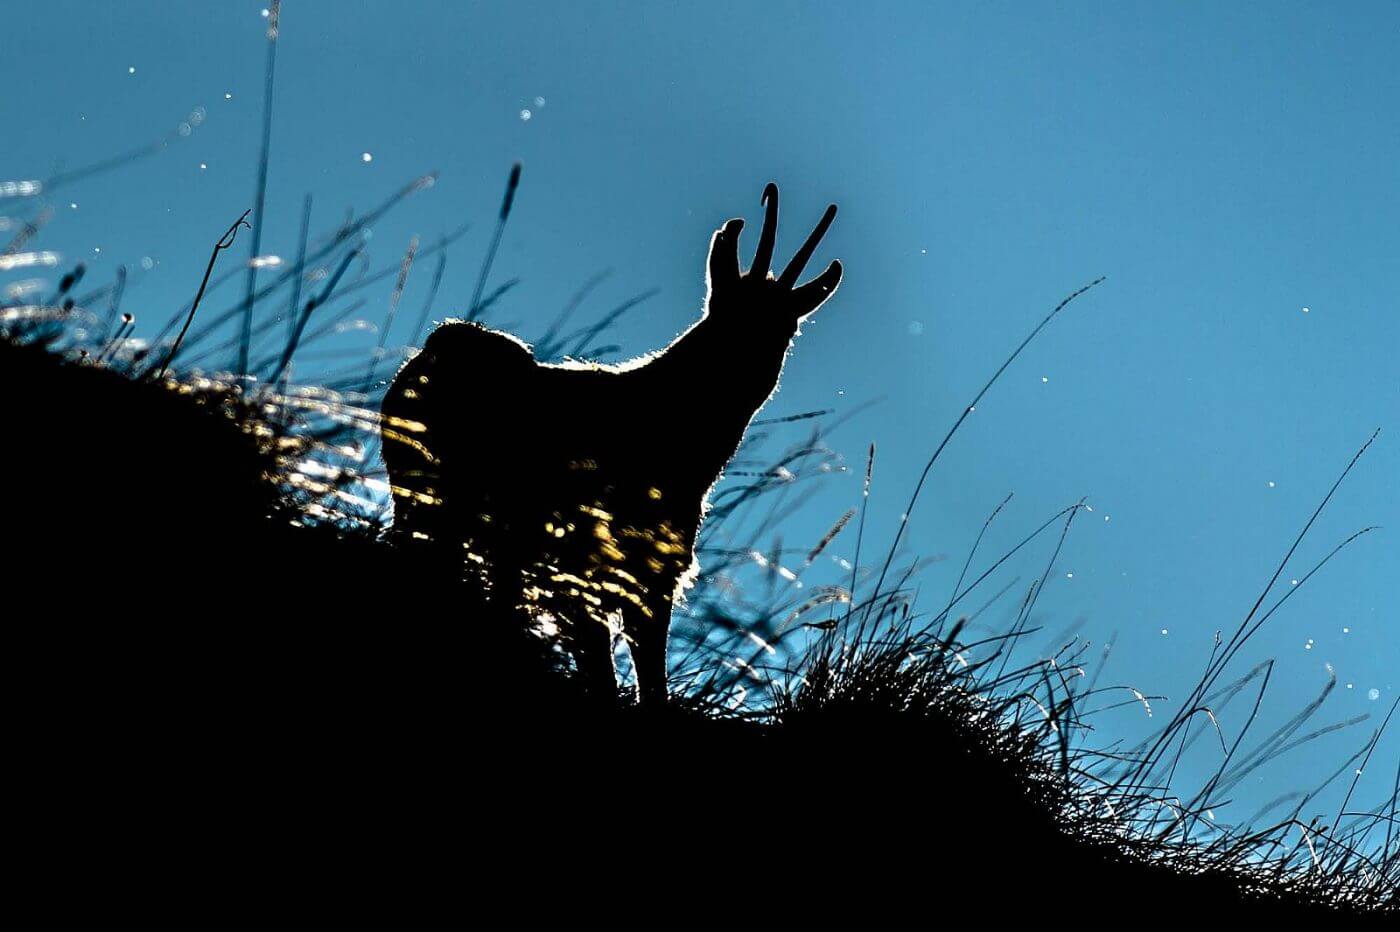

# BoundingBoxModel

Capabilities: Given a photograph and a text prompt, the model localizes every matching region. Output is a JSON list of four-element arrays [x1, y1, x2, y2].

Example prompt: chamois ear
[[707, 218, 743, 295], [791, 259, 843, 320]]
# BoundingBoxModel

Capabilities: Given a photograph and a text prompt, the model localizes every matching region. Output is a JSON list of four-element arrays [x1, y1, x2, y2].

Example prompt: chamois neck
[[640, 311, 799, 480], [656, 311, 796, 395]]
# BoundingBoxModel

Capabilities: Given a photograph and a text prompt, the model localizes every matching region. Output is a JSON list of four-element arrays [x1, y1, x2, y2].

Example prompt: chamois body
[[381, 184, 842, 701]]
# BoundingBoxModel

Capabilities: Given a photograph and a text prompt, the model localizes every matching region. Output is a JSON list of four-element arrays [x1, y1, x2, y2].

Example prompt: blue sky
[[4, 1, 1396, 821]]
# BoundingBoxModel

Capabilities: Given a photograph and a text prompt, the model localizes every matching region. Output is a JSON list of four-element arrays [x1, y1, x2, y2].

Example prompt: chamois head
[[703, 182, 843, 338]]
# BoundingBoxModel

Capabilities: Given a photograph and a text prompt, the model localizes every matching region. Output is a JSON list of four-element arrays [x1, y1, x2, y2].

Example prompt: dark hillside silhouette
[[382, 183, 842, 702], [1, 230, 1390, 922]]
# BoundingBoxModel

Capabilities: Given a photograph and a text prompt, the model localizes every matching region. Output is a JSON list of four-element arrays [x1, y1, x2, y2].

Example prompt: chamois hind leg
[[566, 616, 618, 698]]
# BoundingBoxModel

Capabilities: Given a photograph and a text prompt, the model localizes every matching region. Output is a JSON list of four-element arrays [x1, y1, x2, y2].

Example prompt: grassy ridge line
[[0, 296, 1391, 914]]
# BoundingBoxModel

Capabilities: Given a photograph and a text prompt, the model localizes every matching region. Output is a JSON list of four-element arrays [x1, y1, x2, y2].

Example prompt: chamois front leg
[[626, 613, 669, 707]]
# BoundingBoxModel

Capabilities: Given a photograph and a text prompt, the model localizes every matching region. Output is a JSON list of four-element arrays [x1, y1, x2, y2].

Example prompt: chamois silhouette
[[381, 183, 841, 702]]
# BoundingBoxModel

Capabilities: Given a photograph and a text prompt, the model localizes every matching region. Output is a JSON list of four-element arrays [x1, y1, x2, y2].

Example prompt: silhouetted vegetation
[[3, 268, 1392, 917]]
